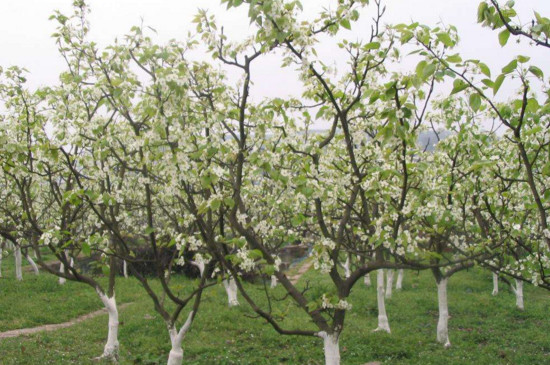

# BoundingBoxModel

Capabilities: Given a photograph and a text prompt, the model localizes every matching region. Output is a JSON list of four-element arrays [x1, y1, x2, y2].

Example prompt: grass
[[1, 255, 550, 364]]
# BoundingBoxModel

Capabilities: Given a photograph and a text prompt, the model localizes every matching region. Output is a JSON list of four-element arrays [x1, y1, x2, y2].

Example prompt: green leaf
[[479, 63, 491, 78], [446, 54, 462, 63], [436, 32, 454, 47], [364, 41, 381, 50], [469, 93, 482, 112], [82, 242, 91, 256], [493, 74, 505, 95], [144, 226, 156, 235], [528, 65, 544, 79], [450, 79, 468, 95], [517, 55, 530, 63], [340, 19, 351, 30], [501, 59, 517, 74], [423, 63, 436, 78], [498, 29, 510, 46]]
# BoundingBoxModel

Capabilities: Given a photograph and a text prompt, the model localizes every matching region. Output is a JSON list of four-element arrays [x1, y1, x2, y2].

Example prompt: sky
[[0, 0, 548, 105]]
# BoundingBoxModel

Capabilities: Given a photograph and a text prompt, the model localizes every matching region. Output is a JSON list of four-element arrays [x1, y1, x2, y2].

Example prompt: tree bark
[[436, 277, 451, 348], [395, 269, 404, 290], [374, 270, 391, 333], [15, 245, 22, 281], [364, 273, 371, 287], [492, 273, 498, 296], [385, 269, 394, 299], [318, 331, 340, 365], [343, 256, 351, 279], [25, 254, 39, 275], [513, 279, 524, 310], [98, 291, 119, 360], [223, 277, 239, 307], [167, 311, 194, 365]]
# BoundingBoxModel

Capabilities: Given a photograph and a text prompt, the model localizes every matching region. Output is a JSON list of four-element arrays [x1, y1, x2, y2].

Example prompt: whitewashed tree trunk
[[385, 269, 394, 299], [123, 260, 128, 278], [270, 275, 278, 288], [364, 273, 371, 287], [436, 278, 451, 348], [58, 261, 66, 285], [492, 273, 498, 296], [395, 269, 404, 290], [223, 277, 239, 307], [25, 254, 39, 275], [0, 249, 3, 278], [318, 331, 340, 365], [190, 261, 205, 278], [98, 291, 119, 360], [343, 256, 351, 279], [15, 245, 23, 281], [167, 311, 194, 365], [374, 270, 390, 333], [512, 279, 524, 310]]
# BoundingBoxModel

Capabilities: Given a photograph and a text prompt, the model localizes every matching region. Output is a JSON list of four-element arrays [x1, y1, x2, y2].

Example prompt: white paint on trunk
[[58, 262, 66, 285], [270, 275, 278, 288], [512, 279, 524, 310], [364, 273, 371, 287], [15, 245, 22, 281], [317, 331, 340, 365], [492, 273, 498, 296], [123, 260, 128, 278], [25, 254, 39, 275], [374, 269, 391, 333], [385, 269, 394, 299], [436, 278, 451, 348], [343, 256, 351, 278], [98, 291, 119, 360], [223, 277, 239, 307], [190, 261, 205, 278], [0, 250, 3, 278], [396, 269, 404, 290], [167, 311, 194, 365]]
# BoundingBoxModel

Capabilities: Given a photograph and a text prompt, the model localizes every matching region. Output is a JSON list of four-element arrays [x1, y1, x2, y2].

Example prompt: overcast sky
[[1, 0, 548, 104]]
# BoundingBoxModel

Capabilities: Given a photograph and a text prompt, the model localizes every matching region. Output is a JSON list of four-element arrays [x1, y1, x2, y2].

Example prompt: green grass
[[1, 260, 550, 364]]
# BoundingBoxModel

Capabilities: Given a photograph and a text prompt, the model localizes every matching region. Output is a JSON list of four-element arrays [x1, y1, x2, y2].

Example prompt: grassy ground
[[1, 254, 550, 364]]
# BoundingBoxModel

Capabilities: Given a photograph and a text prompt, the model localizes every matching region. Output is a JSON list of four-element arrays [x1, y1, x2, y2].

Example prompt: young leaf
[[501, 59, 517, 74], [451, 79, 468, 95], [469, 93, 482, 112], [498, 29, 510, 46], [528, 65, 544, 79], [493, 74, 505, 95]]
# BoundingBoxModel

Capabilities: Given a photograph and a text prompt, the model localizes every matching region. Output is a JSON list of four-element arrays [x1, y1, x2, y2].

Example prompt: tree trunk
[[374, 270, 391, 333], [223, 277, 239, 307], [395, 269, 404, 290], [59, 261, 66, 285], [167, 311, 194, 365], [364, 273, 371, 287], [25, 254, 39, 275], [15, 245, 22, 281], [385, 269, 394, 299], [0, 249, 3, 278], [270, 275, 278, 288], [343, 256, 351, 279], [513, 279, 524, 310], [318, 331, 340, 365], [492, 273, 498, 296], [98, 292, 119, 360], [123, 260, 128, 278], [436, 277, 451, 348]]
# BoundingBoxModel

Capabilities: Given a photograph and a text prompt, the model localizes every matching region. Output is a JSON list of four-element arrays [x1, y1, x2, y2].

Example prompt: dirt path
[[287, 259, 314, 285], [0, 303, 132, 339]]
